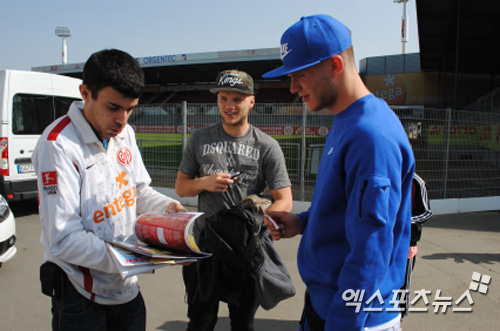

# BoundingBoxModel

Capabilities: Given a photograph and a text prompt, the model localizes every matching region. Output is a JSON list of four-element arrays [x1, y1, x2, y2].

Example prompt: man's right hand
[[264, 210, 303, 241]]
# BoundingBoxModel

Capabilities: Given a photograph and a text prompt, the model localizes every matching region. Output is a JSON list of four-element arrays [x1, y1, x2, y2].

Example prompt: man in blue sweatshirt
[[263, 15, 415, 331]]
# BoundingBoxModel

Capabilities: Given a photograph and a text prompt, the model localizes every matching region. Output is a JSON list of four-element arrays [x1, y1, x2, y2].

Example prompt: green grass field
[[134, 132, 324, 145], [134, 132, 326, 177], [135, 133, 184, 146]]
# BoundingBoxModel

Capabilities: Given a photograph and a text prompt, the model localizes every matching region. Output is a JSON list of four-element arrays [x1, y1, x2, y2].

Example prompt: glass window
[[12, 94, 80, 135]]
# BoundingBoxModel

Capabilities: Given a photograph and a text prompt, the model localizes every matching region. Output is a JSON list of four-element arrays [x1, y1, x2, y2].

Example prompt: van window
[[12, 94, 80, 135]]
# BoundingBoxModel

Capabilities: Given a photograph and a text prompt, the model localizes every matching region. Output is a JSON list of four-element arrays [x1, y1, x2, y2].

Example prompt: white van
[[0, 70, 82, 202]]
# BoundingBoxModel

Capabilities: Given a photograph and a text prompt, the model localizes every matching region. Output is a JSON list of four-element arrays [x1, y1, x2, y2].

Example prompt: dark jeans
[[51, 278, 146, 331], [183, 264, 259, 331]]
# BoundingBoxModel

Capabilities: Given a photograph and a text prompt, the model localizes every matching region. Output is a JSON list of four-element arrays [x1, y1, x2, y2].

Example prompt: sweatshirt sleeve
[[298, 210, 310, 230]]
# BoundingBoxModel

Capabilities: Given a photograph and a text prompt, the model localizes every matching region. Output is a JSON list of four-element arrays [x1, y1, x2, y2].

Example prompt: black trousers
[[299, 291, 325, 331], [182, 264, 259, 331], [52, 278, 146, 331]]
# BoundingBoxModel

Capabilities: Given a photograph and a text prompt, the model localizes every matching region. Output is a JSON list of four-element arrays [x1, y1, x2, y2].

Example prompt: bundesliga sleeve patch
[[42, 171, 58, 195]]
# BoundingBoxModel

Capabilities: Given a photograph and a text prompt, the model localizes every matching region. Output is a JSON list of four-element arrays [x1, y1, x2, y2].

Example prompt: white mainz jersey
[[33, 101, 177, 304]]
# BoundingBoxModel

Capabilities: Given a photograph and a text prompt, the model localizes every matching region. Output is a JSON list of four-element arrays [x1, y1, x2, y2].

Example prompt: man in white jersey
[[33, 49, 186, 331]]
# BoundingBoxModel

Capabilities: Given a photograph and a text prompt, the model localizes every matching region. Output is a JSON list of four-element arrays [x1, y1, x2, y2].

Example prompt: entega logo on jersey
[[93, 170, 137, 223]]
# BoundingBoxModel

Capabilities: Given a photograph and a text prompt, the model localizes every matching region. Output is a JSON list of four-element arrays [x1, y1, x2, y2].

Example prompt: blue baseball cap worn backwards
[[262, 14, 352, 78]]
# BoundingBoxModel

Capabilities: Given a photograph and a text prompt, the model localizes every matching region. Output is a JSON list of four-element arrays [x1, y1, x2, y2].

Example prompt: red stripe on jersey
[[47, 116, 71, 141], [78, 266, 95, 301]]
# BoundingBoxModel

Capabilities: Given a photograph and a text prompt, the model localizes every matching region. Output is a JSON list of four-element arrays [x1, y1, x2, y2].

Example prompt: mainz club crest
[[117, 147, 132, 165]]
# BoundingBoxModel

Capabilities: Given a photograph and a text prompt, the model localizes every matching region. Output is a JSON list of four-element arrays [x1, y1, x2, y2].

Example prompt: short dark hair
[[82, 49, 145, 99]]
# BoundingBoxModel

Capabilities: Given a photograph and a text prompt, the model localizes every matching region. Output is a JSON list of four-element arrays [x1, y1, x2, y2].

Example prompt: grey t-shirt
[[178, 122, 291, 218]]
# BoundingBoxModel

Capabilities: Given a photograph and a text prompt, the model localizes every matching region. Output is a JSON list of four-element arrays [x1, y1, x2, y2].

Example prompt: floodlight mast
[[55, 27, 71, 64], [394, 0, 409, 54]]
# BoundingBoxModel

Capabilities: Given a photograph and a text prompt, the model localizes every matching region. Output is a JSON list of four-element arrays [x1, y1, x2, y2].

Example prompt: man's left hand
[[167, 201, 187, 213]]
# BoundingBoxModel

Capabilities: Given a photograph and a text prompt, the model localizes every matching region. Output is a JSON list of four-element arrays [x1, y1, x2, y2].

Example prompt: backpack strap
[[411, 173, 432, 224]]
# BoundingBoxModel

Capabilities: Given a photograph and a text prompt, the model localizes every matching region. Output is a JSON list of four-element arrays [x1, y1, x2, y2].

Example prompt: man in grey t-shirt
[[175, 70, 292, 331]]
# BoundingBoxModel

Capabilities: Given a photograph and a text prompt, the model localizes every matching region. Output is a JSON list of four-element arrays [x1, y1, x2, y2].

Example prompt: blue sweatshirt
[[298, 94, 415, 330]]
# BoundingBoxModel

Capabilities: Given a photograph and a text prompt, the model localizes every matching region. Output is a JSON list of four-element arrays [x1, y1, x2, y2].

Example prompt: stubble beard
[[315, 92, 337, 112], [310, 80, 338, 112]]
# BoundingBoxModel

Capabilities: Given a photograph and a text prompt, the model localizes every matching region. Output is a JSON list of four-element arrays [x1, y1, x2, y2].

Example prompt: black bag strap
[[300, 291, 325, 331]]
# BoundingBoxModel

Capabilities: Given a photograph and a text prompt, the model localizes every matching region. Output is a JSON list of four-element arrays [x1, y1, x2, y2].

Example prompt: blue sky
[[0, 0, 419, 71]]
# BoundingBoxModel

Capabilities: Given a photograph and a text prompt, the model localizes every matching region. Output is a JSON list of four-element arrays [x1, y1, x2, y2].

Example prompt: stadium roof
[[416, 0, 500, 75], [36, 1, 500, 83], [32, 48, 284, 85]]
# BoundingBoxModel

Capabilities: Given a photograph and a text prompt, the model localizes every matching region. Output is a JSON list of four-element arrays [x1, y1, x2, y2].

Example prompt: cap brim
[[209, 87, 253, 95], [262, 60, 321, 78]]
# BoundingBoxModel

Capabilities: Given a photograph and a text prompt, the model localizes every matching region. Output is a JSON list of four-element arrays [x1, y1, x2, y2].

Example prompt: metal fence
[[129, 103, 500, 201]]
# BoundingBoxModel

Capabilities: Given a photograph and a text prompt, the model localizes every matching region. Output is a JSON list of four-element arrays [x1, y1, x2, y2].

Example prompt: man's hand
[[167, 201, 187, 213], [264, 210, 303, 241], [204, 173, 236, 193], [408, 246, 418, 259], [175, 171, 237, 197]]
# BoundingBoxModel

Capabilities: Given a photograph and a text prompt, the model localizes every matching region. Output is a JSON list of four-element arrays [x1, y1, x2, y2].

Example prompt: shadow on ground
[[424, 211, 500, 232], [421, 252, 500, 265], [156, 317, 299, 331]]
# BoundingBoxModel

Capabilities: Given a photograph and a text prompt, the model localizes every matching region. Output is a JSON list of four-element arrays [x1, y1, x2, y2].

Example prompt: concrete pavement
[[0, 199, 499, 330]]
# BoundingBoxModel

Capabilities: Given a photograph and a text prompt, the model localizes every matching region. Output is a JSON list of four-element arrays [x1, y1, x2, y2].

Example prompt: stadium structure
[[32, 0, 500, 112], [30, 0, 500, 214]]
